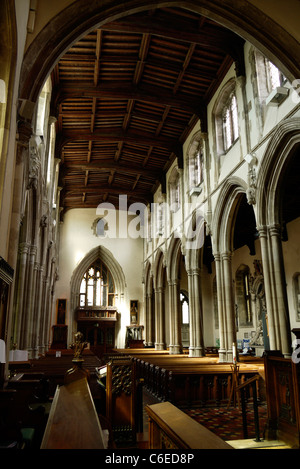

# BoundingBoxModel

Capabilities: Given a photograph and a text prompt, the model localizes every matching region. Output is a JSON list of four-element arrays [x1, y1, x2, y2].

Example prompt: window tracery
[[79, 260, 115, 307], [223, 92, 239, 151]]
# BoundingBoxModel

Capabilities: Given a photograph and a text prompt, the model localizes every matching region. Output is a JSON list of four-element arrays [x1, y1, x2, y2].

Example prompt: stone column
[[154, 287, 165, 350], [258, 225, 277, 350], [12, 242, 30, 347], [145, 292, 154, 346], [20, 245, 37, 358], [222, 251, 236, 361], [168, 280, 175, 353], [187, 269, 196, 356], [170, 280, 182, 354], [193, 268, 205, 357], [269, 224, 291, 356], [214, 253, 227, 362]]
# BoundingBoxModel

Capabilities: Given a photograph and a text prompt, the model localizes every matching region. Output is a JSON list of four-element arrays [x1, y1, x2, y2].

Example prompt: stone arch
[[167, 235, 182, 283], [0, 0, 17, 209], [153, 248, 166, 290], [254, 118, 300, 355], [211, 176, 248, 254], [144, 260, 155, 346], [256, 117, 300, 228], [19, 1, 300, 110], [70, 245, 126, 324]]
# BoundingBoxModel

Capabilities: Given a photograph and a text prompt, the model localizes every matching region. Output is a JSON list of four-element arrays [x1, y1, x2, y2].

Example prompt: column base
[[169, 345, 182, 354], [155, 343, 165, 351], [218, 348, 228, 363], [189, 347, 205, 357]]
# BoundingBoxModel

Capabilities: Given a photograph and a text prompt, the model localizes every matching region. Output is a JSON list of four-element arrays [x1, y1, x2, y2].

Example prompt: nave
[[1, 343, 297, 450]]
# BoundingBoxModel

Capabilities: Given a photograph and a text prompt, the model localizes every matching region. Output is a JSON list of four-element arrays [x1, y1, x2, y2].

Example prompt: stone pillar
[[222, 251, 236, 362], [20, 245, 37, 358], [145, 292, 154, 346], [12, 242, 30, 347], [169, 280, 182, 354], [269, 224, 291, 356], [154, 287, 165, 350], [214, 253, 227, 362], [193, 268, 205, 357], [187, 269, 196, 356], [168, 280, 175, 353], [188, 268, 205, 357], [258, 225, 280, 351]]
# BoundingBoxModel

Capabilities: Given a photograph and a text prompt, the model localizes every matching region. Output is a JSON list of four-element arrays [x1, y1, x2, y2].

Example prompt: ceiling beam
[[100, 16, 244, 57], [57, 129, 183, 157], [60, 162, 161, 179], [52, 83, 205, 116]]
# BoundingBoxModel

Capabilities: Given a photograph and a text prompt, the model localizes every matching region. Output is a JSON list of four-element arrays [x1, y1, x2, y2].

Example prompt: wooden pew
[[146, 401, 233, 449], [41, 377, 105, 449], [264, 351, 300, 448], [116, 351, 264, 407], [0, 384, 48, 448]]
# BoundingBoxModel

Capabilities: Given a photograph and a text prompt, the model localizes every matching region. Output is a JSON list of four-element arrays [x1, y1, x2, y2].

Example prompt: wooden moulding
[[146, 401, 233, 450]]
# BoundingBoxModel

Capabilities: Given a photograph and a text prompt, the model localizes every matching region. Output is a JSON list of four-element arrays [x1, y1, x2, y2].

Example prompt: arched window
[[79, 260, 115, 307], [223, 92, 239, 151], [189, 141, 204, 189], [266, 60, 286, 93], [169, 167, 181, 213], [213, 78, 239, 156], [250, 48, 288, 110]]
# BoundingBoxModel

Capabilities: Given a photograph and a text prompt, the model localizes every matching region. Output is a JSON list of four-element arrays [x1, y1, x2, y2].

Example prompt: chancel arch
[[19, 0, 300, 113], [69, 245, 126, 352]]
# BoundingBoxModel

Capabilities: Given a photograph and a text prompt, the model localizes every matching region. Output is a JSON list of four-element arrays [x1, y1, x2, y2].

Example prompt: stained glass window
[[79, 260, 115, 307]]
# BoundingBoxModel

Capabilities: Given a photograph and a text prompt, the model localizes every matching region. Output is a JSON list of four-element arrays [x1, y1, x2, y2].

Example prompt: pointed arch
[[211, 176, 248, 254], [167, 235, 183, 283], [256, 117, 300, 228], [20, 1, 300, 109], [70, 245, 126, 317], [153, 248, 166, 290]]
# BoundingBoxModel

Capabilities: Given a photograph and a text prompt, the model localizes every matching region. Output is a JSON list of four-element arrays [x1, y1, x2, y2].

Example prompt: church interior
[[1, 0, 300, 450]]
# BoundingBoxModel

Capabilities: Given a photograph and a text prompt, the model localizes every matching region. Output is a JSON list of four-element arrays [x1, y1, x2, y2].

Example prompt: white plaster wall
[[55, 207, 144, 348]]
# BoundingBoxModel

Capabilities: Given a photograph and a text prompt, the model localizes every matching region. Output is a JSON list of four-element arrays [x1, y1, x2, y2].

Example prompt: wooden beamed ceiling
[[51, 7, 244, 212]]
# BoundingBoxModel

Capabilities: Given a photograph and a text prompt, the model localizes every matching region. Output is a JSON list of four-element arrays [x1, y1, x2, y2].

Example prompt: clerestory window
[[223, 92, 239, 151], [189, 142, 204, 189]]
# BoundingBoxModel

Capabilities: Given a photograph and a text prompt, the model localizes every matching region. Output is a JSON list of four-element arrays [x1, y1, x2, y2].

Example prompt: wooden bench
[[146, 401, 233, 449], [41, 377, 105, 449], [0, 384, 48, 448], [115, 351, 265, 407]]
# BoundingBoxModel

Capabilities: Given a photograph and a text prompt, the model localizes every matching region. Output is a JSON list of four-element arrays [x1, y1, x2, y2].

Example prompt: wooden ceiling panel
[[52, 7, 242, 212]]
